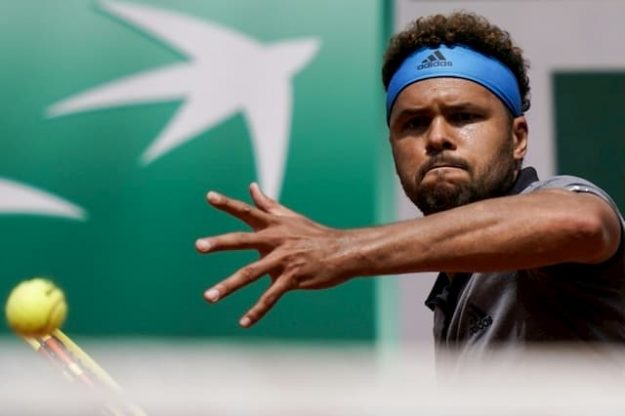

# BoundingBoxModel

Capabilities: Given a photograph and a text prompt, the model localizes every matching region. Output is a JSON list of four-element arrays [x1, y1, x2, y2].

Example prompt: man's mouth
[[417, 158, 470, 185], [425, 162, 466, 174], [428, 163, 463, 171]]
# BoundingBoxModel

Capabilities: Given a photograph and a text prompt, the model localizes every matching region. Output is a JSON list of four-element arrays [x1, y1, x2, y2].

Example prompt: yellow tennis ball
[[5, 278, 67, 336]]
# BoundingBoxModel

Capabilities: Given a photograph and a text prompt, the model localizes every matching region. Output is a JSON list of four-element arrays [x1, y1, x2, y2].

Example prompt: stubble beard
[[403, 140, 518, 216]]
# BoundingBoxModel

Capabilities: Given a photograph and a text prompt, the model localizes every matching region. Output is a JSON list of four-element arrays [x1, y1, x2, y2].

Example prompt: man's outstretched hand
[[196, 183, 356, 328]]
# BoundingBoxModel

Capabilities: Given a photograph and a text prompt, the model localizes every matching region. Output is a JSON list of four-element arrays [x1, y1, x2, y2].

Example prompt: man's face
[[388, 78, 528, 215]]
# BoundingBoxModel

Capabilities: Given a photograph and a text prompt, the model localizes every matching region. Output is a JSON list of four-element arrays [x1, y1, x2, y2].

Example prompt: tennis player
[[196, 11, 625, 357]]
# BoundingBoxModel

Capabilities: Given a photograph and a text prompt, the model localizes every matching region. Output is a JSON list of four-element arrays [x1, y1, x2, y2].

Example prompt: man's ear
[[512, 116, 528, 162]]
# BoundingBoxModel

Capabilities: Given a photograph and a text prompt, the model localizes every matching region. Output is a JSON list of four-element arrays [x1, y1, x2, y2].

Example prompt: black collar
[[506, 167, 539, 197]]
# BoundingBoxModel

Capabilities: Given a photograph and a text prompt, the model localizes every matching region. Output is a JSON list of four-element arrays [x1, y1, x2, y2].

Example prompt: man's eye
[[452, 112, 479, 123], [404, 117, 429, 131]]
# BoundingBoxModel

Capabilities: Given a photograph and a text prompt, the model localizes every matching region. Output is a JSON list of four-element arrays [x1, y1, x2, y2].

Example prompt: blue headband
[[386, 44, 523, 122]]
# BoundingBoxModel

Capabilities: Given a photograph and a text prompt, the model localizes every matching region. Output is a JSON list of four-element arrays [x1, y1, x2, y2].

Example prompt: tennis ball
[[5, 278, 67, 336]]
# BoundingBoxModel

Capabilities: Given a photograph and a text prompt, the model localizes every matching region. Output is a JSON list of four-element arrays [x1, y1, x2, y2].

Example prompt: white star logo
[[47, 1, 320, 199], [0, 178, 86, 220]]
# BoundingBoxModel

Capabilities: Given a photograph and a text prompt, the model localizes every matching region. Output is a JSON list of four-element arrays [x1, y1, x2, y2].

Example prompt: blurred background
[[2, 0, 625, 414]]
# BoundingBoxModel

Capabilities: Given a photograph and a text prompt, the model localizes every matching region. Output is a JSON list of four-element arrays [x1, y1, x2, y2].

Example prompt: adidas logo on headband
[[417, 50, 453, 70]]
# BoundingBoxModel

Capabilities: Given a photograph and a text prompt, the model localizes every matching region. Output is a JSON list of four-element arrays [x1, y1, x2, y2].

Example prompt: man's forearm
[[338, 189, 621, 277]]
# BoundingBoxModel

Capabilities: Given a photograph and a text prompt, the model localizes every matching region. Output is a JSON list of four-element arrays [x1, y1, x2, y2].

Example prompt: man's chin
[[418, 178, 464, 197], [414, 182, 472, 215]]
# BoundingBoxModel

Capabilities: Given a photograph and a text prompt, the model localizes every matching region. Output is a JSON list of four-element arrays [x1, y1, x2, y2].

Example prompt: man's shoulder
[[524, 173, 600, 193], [525, 172, 625, 225], [524, 173, 612, 201]]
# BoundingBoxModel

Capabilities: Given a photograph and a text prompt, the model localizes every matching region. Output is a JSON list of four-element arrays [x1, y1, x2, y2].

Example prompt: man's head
[[383, 12, 530, 215]]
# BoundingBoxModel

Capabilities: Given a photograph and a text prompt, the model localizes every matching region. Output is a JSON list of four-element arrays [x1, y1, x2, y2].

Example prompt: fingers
[[201, 184, 306, 329], [207, 191, 270, 229], [203, 253, 282, 303], [195, 231, 266, 253], [239, 275, 295, 328], [249, 182, 276, 212], [249, 182, 297, 216]]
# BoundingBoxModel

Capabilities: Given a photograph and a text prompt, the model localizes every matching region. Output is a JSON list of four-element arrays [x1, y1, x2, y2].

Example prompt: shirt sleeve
[[523, 175, 625, 226]]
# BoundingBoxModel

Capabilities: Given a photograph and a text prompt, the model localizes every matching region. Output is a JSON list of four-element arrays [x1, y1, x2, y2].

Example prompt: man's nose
[[425, 117, 456, 154]]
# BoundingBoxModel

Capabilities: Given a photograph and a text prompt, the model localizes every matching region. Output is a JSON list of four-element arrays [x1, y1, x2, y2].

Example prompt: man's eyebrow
[[444, 102, 485, 111], [389, 101, 490, 126]]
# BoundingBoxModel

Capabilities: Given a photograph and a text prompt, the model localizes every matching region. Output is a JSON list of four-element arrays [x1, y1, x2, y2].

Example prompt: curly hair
[[382, 11, 531, 113]]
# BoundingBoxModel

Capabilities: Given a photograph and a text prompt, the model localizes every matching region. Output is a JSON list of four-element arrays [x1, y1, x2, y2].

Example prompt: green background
[[554, 72, 625, 212], [0, 0, 390, 339]]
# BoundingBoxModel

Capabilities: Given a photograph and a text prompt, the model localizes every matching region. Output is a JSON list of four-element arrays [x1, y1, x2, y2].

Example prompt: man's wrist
[[328, 228, 379, 279]]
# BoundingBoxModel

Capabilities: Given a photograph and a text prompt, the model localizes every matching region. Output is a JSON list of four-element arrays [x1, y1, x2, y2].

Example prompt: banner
[[0, 0, 389, 339]]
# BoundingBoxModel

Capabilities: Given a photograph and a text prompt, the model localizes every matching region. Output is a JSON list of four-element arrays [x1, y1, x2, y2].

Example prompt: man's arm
[[196, 183, 621, 327]]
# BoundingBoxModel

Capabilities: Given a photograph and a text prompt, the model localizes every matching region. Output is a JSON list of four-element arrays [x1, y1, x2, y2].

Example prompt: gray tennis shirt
[[425, 167, 625, 357]]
